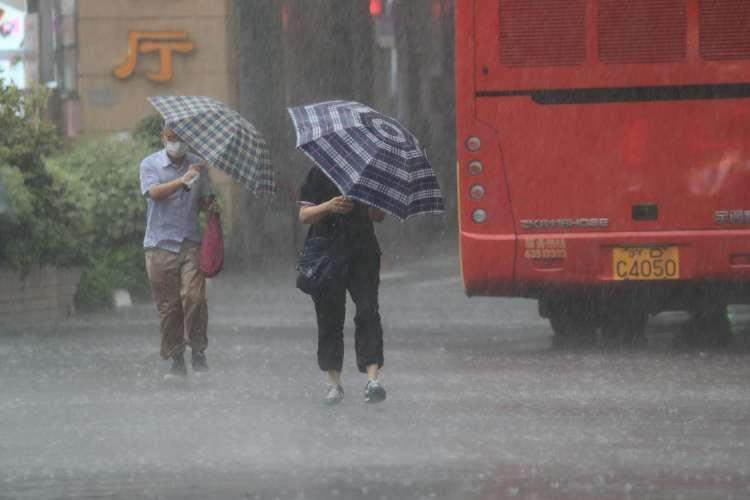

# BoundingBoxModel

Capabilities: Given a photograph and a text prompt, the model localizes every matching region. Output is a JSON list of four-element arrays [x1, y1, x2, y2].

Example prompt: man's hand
[[181, 163, 204, 186], [326, 196, 354, 214], [200, 195, 219, 213]]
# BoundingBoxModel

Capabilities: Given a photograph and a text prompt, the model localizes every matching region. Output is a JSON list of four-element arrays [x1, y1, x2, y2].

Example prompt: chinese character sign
[[113, 31, 195, 83]]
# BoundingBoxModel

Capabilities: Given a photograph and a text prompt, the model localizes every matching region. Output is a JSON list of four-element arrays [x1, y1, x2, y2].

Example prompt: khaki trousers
[[145, 241, 208, 359]]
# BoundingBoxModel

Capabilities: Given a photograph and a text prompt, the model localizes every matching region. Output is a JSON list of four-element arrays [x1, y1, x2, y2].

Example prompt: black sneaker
[[364, 379, 386, 404], [323, 384, 344, 406], [192, 351, 209, 373], [165, 352, 187, 379]]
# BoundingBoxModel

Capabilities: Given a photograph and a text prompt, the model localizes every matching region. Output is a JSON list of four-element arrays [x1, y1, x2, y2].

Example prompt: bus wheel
[[676, 304, 731, 349], [600, 309, 649, 349], [549, 308, 599, 348]]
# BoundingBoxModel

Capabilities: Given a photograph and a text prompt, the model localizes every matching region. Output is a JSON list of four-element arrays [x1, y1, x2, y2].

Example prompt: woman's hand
[[326, 196, 354, 214], [369, 207, 385, 222], [299, 196, 352, 224]]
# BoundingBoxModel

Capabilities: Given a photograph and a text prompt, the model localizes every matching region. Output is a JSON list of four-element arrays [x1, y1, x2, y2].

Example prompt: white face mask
[[165, 140, 188, 157]]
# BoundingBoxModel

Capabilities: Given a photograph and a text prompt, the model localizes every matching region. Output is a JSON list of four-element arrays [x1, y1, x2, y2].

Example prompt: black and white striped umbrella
[[148, 96, 275, 194], [288, 100, 444, 221]]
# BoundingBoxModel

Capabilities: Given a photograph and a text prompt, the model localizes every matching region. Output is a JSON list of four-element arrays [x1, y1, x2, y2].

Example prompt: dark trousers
[[312, 251, 384, 373]]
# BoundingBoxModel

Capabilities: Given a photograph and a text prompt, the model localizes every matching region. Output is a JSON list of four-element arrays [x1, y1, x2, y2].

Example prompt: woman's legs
[[314, 285, 347, 405], [366, 364, 379, 381], [327, 370, 342, 385], [312, 251, 384, 403], [349, 252, 384, 374], [312, 283, 347, 373], [349, 251, 386, 402]]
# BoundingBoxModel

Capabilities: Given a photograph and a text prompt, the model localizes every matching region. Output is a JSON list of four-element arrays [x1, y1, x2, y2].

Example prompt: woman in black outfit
[[298, 167, 387, 405]]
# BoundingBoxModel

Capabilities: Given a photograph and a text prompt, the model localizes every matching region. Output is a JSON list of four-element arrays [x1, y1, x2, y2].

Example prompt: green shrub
[[0, 164, 34, 219], [47, 138, 152, 246], [46, 137, 155, 309], [0, 80, 162, 310], [74, 243, 151, 311], [0, 180, 10, 215], [0, 83, 80, 272], [133, 114, 164, 151]]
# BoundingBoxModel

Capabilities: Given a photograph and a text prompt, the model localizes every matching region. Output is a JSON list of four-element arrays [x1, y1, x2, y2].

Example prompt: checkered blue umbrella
[[288, 100, 444, 221], [148, 96, 275, 194]]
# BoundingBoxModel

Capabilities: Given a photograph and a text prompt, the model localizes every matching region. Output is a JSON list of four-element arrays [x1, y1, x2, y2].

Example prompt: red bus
[[455, 0, 750, 346]]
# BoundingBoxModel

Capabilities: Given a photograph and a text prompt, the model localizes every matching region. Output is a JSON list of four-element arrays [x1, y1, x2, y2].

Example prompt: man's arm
[[147, 164, 202, 201], [147, 177, 187, 201]]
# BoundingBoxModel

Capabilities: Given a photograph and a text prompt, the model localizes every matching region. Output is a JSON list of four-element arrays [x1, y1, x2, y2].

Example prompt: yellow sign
[[113, 31, 195, 83], [612, 246, 680, 281]]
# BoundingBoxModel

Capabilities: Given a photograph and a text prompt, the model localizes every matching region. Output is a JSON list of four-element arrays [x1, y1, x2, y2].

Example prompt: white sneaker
[[323, 384, 344, 406], [364, 379, 386, 403]]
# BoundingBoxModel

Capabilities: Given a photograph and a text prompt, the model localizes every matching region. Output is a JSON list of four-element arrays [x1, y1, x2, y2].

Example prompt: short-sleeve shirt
[[140, 150, 211, 253], [298, 167, 380, 254]]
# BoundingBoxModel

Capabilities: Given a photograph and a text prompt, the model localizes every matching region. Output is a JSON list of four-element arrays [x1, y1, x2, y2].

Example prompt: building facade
[[76, 0, 236, 134], [16, 0, 455, 267], [75, 0, 239, 219]]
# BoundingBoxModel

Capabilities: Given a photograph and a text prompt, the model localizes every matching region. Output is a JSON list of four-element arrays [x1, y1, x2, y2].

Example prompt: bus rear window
[[498, 0, 586, 67], [598, 0, 686, 64], [700, 0, 750, 61]]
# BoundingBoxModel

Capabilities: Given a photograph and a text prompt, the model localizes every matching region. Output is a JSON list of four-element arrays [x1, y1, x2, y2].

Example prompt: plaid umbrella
[[288, 100, 444, 221], [148, 96, 275, 194]]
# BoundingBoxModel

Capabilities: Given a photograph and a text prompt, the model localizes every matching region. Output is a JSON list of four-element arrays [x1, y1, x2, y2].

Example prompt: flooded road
[[2, 256, 750, 499]]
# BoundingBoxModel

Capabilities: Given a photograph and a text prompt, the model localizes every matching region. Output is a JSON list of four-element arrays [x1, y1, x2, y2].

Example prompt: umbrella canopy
[[288, 100, 444, 221], [148, 95, 275, 194]]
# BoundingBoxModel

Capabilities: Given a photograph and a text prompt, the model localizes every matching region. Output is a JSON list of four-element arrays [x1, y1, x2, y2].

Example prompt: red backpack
[[199, 211, 224, 277]]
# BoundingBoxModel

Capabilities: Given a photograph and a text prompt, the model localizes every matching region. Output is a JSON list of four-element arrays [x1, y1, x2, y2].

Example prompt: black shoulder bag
[[295, 222, 350, 295]]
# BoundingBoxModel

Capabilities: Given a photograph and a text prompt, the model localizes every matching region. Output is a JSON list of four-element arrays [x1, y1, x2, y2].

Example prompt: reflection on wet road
[[1, 256, 749, 499]]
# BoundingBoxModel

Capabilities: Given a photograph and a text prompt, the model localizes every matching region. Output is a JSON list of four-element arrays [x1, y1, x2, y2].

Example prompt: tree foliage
[[0, 80, 158, 309], [47, 138, 152, 249], [133, 113, 164, 151], [0, 83, 77, 271]]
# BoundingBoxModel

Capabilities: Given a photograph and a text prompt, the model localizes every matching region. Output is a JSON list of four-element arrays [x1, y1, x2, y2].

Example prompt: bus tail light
[[469, 184, 485, 200], [468, 160, 483, 175], [472, 209, 487, 223], [466, 136, 481, 151]]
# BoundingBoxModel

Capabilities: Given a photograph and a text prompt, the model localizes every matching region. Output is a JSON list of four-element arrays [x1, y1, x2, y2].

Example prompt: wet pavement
[[2, 255, 750, 499]]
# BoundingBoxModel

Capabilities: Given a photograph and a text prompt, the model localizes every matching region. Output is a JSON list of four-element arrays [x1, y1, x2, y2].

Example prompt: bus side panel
[[455, 0, 518, 296]]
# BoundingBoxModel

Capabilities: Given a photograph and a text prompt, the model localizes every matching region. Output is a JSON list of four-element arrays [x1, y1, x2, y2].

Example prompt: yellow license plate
[[612, 246, 679, 280]]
